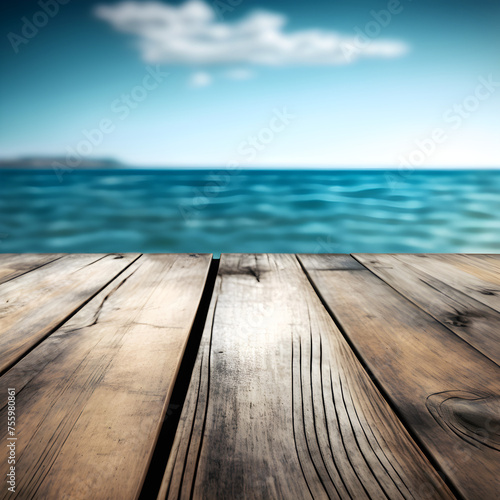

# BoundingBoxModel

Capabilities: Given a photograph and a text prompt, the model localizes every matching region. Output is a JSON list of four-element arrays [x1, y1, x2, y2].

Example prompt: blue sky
[[1, 0, 499, 167]]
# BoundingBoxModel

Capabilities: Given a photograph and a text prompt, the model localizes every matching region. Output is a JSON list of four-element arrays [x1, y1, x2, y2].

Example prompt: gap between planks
[[0, 254, 142, 376], [0, 254, 212, 500], [299, 254, 500, 500], [139, 258, 220, 500], [159, 254, 453, 500]]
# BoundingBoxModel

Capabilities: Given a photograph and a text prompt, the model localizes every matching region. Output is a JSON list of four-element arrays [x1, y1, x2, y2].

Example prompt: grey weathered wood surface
[[0, 253, 139, 374], [390, 254, 500, 313], [0, 253, 63, 285], [0, 254, 211, 500], [354, 253, 500, 366], [299, 254, 500, 500], [1, 253, 499, 500], [159, 254, 453, 500]]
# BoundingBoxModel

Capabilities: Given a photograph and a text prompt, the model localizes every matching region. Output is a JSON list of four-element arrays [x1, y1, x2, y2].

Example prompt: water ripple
[[0, 169, 499, 255]]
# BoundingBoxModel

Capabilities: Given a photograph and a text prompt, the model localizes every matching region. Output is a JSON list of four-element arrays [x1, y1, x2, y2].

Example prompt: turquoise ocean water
[[1, 169, 499, 255]]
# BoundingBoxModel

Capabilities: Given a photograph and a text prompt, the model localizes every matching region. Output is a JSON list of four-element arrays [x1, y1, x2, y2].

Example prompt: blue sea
[[1, 169, 499, 255]]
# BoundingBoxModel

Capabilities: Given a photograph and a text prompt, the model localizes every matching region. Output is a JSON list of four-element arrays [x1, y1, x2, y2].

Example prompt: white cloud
[[94, 0, 408, 66], [190, 71, 212, 87]]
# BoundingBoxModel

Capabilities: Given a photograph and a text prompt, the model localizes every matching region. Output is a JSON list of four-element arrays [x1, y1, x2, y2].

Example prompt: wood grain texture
[[442, 254, 500, 274], [390, 254, 500, 313], [0, 253, 63, 285], [0, 253, 211, 500], [354, 254, 500, 366], [0, 253, 139, 374], [431, 254, 500, 276], [159, 254, 453, 500], [299, 254, 500, 500]]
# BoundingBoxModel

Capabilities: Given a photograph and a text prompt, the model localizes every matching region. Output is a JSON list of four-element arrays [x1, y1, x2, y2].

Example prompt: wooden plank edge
[[0, 253, 142, 377], [0, 254, 64, 286], [297, 253, 463, 500], [138, 257, 219, 500]]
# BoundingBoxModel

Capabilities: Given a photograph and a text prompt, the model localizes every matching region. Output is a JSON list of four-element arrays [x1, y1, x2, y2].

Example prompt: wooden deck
[[0, 254, 498, 500]]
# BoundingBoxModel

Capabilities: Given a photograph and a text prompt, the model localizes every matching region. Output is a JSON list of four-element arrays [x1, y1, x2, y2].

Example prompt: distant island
[[0, 157, 125, 169]]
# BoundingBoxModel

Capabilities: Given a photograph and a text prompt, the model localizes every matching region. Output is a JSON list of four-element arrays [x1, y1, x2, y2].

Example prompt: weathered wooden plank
[[159, 254, 453, 500], [473, 254, 500, 269], [0, 254, 211, 500], [354, 254, 500, 366], [0, 253, 139, 374], [0, 253, 63, 285], [434, 254, 500, 278], [390, 254, 500, 313], [299, 254, 500, 500]]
